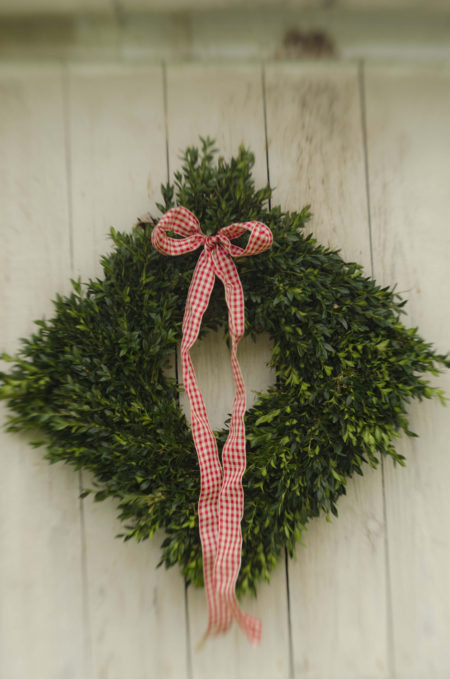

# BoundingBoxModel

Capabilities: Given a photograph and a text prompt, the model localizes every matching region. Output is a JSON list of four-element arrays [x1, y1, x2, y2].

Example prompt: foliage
[[1, 136, 449, 599]]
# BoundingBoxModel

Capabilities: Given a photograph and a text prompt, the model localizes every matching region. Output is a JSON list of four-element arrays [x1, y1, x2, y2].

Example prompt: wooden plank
[[122, 0, 450, 11], [66, 63, 187, 679], [264, 61, 389, 677], [364, 61, 450, 679], [118, 0, 323, 10], [0, 0, 112, 14], [0, 64, 85, 679], [1, 0, 449, 13], [166, 62, 289, 678], [1, 12, 450, 62]]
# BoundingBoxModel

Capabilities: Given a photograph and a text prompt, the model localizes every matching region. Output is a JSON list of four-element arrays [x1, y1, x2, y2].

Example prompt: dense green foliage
[[1, 137, 449, 599]]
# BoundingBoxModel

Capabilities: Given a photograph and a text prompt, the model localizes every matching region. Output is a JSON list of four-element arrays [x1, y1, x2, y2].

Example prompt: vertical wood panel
[[0, 64, 85, 679], [365, 62, 450, 679], [0, 0, 113, 13], [165, 62, 288, 679], [264, 61, 389, 678], [66, 63, 187, 679], [2, 57, 450, 679]]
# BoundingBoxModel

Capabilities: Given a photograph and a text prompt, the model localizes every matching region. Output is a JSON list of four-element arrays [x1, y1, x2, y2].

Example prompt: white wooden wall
[[1, 59, 450, 679], [0, 0, 449, 15]]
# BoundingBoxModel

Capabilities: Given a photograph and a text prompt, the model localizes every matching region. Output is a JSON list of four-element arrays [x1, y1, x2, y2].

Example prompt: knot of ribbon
[[150, 205, 273, 648]]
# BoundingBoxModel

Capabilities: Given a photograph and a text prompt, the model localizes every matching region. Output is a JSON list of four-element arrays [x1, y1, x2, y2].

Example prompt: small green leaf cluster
[[1, 136, 449, 599]]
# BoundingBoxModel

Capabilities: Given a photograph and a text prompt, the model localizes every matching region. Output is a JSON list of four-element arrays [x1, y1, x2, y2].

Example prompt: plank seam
[[358, 58, 397, 679], [284, 547, 295, 679], [262, 60, 295, 679], [62, 61, 94, 677], [62, 62, 74, 274], [163, 59, 193, 679], [162, 60, 170, 187], [261, 61, 272, 212]]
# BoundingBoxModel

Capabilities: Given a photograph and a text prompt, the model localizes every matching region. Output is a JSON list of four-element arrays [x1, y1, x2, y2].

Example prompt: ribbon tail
[[220, 591, 262, 646], [180, 251, 228, 647], [211, 339, 262, 646], [211, 248, 263, 646], [196, 588, 262, 651]]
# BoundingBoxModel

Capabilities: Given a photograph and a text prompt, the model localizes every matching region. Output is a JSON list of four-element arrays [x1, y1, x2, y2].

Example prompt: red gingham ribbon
[[151, 205, 273, 648]]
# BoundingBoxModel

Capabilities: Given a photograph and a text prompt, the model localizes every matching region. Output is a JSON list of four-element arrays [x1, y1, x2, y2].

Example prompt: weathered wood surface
[[364, 62, 450, 679], [0, 64, 85, 679], [166, 63, 289, 678], [66, 63, 187, 679], [0, 60, 449, 679], [1, 0, 449, 14], [264, 61, 388, 678]]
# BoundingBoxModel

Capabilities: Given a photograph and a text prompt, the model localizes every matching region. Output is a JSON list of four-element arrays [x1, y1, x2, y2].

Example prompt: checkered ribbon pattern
[[151, 205, 273, 647]]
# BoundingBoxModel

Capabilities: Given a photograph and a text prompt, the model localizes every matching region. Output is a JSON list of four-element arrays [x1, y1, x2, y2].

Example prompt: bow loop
[[151, 205, 273, 260], [217, 220, 273, 257], [151, 205, 203, 256]]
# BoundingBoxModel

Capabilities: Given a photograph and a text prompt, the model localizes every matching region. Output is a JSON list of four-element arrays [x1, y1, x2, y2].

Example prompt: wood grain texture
[[364, 61, 450, 679], [66, 63, 167, 281], [0, 0, 113, 14], [165, 62, 289, 678], [264, 61, 389, 678], [1, 57, 449, 679], [66, 63, 187, 679], [0, 64, 85, 679], [1, 11, 450, 62]]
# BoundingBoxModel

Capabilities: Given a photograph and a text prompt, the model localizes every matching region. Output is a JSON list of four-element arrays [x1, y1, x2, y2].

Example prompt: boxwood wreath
[[1, 136, 449, 601]]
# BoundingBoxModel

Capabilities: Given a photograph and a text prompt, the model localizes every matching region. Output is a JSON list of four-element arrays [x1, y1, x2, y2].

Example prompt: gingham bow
[[151, 205, 273, 647]]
